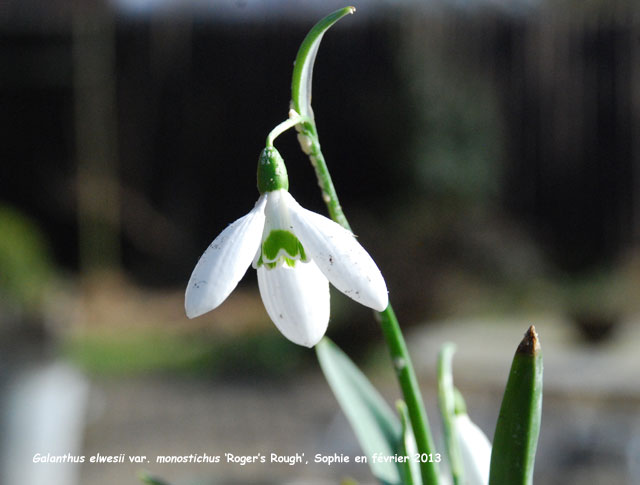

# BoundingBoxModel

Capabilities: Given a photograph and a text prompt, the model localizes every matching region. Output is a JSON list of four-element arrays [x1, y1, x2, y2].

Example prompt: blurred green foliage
[[399, 28, 504, 206], [0, 204, 54, 306], [412, 78, 502, 204], [62, 329, 307, 377]]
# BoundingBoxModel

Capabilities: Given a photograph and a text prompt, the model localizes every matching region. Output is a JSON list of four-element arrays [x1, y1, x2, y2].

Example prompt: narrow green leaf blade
[[397, 400, 423, 485], [316, 337, 402, 485], [489, 326, 543, 485], [291, 6, 356, 119]]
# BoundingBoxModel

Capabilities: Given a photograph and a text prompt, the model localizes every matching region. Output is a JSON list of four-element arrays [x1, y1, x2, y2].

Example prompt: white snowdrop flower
[[185, 147, 388, 347], [454, 412, 492, 485]]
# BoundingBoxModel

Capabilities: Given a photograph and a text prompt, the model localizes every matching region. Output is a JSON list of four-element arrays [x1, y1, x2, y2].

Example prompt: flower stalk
[[378, 304, 440, 484], [296, 119, 352, 231], [290, 7, 440, 483], [305, 115, 440, 482], [266, 112, 312, 148]]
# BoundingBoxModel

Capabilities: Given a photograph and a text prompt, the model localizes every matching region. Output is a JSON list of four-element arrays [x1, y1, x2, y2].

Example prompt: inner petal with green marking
[[258, 229, 308, 269]]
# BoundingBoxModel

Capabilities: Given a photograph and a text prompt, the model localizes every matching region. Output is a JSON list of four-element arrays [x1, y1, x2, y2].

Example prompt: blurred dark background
[[2, 1, 639, 308], [1, 1, 639, 484]]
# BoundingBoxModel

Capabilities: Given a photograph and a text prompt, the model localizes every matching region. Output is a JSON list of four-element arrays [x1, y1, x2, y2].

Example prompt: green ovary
[[258, 230, 308, 269]]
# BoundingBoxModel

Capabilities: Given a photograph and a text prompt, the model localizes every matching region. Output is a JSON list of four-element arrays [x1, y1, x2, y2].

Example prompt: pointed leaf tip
[[489, 326, 543, 485], [517, 325, 540, 356]]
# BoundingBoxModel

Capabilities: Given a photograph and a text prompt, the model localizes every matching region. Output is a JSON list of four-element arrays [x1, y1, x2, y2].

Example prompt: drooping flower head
[[185, 147, 388, 347]]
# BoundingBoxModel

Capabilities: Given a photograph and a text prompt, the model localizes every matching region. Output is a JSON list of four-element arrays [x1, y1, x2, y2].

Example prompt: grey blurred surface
[[58, 316, 639, 485]]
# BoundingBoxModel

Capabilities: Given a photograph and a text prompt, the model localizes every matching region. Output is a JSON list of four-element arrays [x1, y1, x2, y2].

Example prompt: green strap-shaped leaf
[[489, 326, 543, 485], [316, 337, 402, 485], [397, 400, 423, 485], [291, 6, 355, 119], [437, 343, 464, 485]]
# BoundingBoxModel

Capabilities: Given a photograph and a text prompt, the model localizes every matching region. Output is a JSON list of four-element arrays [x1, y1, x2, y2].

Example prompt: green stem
[[289, 7, 438, 482], [298, 121, 351, 231], [301, 113, 439, 485], [379, 306, 440, 484]]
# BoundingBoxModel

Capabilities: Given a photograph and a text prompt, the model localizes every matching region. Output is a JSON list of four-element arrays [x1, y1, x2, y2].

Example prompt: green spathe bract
[[438, 343, 465, 485], [291, 6, 355, 120], [257, 146, 289, 194]]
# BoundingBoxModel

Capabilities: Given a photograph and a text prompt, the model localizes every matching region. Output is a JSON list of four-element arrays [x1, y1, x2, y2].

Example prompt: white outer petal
[[257, 261, 329, 348], [185, 196, 266, 318], [455, 413, 492, 485], [284, 192, 388, 311]]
